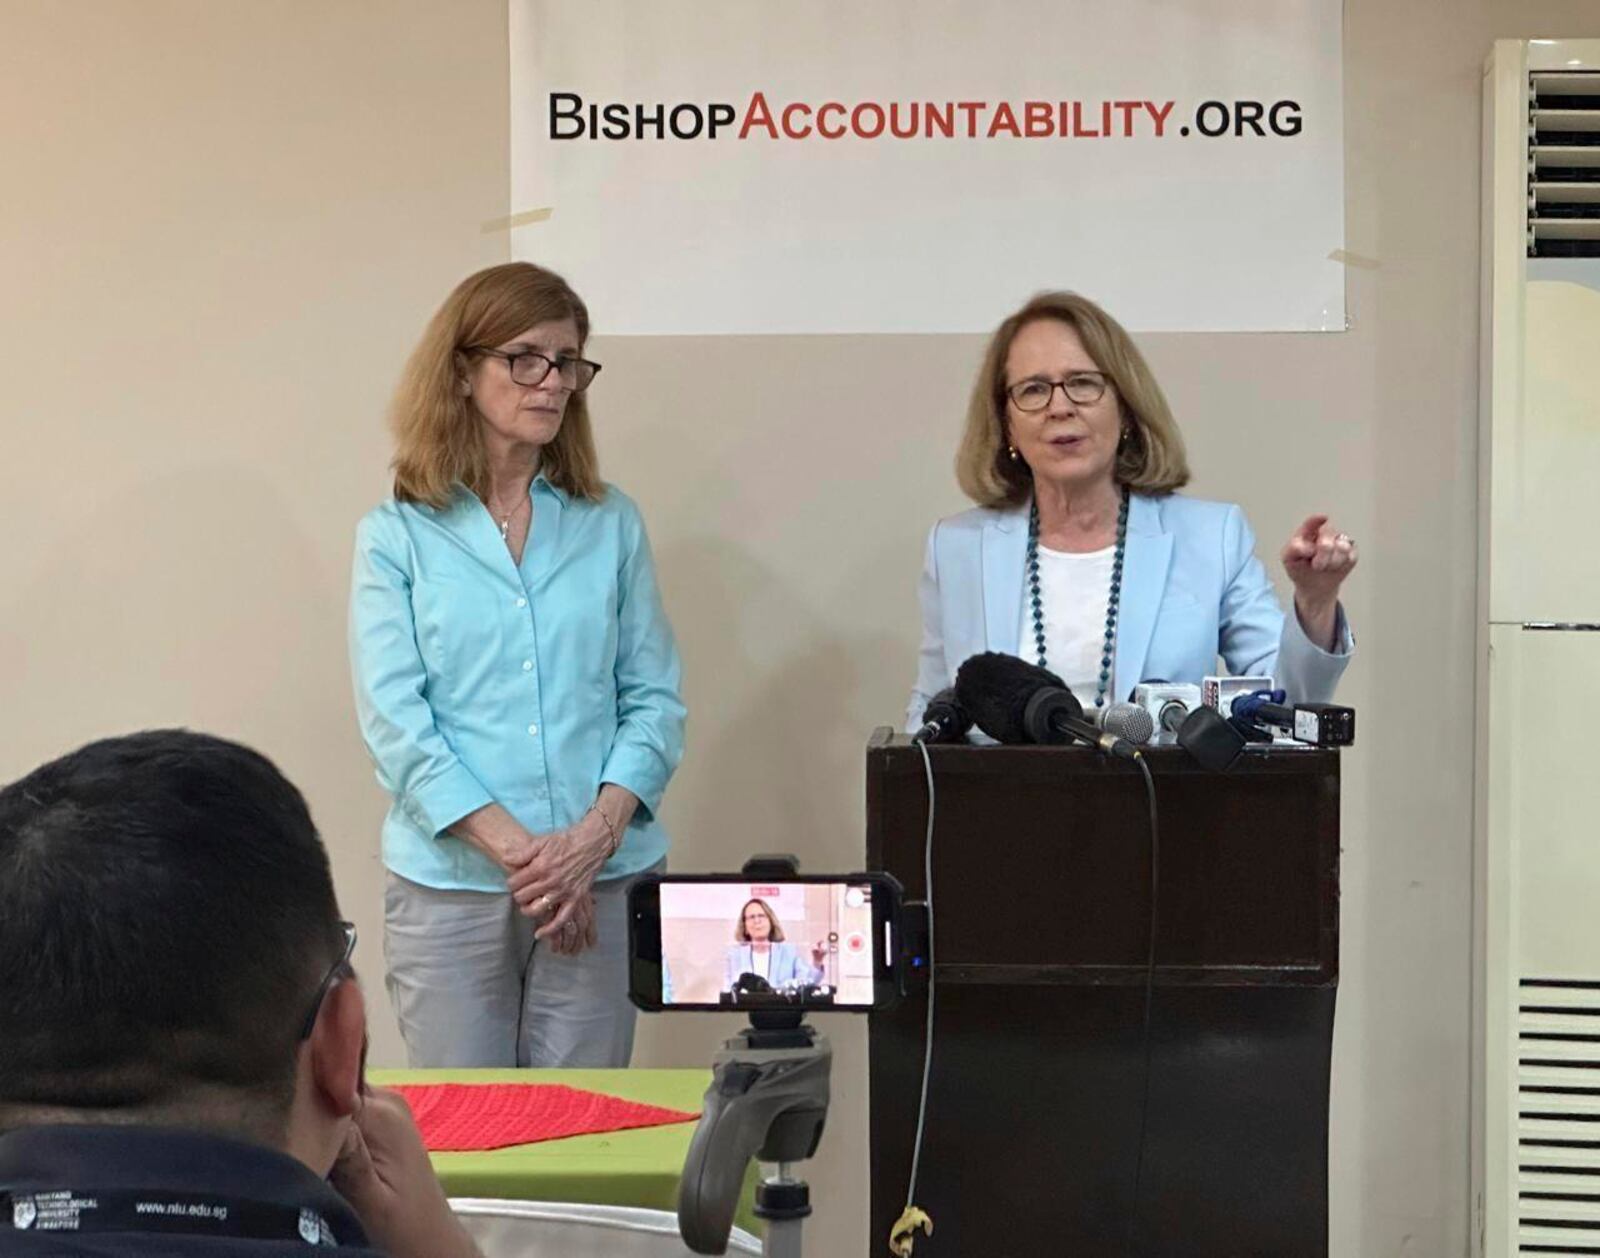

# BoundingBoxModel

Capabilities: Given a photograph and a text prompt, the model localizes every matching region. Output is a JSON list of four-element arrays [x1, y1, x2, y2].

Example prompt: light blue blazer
[[724, 942, 822, 993], [906, 492, 1353, 731]]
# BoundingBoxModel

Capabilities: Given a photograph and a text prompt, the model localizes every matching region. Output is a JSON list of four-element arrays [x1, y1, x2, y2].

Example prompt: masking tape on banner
[[481, 207, 554, 233], [1327, 248, 1380, 270]]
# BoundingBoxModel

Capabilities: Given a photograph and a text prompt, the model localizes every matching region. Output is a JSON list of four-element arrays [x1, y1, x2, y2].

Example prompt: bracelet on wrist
[[586, 805, 621, 856]]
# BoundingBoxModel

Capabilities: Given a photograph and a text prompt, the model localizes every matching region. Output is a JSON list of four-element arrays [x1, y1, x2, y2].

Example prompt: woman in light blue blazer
[[908, 292, 1357, 732], [723, 899, 825, 995]]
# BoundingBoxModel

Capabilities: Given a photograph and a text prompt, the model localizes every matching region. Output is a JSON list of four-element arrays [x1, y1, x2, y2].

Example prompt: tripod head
[[677, 1014, 832, 1254]]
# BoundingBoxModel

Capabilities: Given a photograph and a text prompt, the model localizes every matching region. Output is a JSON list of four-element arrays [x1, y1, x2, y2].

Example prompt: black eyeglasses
[[468, 347, 602, 392], [1007, 371, 1110, 412], [297, 920, 357, 1041]]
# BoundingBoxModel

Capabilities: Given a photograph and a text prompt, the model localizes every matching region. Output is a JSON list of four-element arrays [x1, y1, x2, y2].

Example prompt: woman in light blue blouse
[[349, 262, 685, 1069]]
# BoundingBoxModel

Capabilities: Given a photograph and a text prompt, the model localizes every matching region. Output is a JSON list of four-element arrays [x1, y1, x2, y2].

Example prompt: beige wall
[[6, 2, 1600, 1254]]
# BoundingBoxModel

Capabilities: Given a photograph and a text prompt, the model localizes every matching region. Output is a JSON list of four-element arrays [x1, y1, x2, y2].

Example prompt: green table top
[[369, 1068, 760, 1237]]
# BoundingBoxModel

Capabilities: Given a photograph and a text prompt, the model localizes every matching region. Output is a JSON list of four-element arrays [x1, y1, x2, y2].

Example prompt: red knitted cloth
[[390, 1083, 699, 1152]]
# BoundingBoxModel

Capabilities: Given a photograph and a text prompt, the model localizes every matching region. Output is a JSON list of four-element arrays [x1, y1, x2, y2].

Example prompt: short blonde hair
[[390, 262, 603, 507], [734, 899, 786, 944], [955, 292, 1190, 509]]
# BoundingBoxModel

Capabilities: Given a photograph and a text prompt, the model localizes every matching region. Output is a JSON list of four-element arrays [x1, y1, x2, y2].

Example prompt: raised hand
[[1280, 514, 1357, 650]]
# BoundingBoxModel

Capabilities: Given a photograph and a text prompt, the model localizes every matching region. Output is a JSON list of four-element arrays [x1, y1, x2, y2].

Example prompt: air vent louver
[[1518, 980, 1600, 1253], [1529, 73, 1600, 257]]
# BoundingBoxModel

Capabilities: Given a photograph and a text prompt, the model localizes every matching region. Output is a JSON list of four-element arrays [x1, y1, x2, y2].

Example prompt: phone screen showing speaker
[[628, 875, 897, 1012]]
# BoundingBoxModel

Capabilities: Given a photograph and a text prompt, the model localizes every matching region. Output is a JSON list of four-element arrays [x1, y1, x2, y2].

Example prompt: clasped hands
[[500, 812, 613, 955], [454, 797, 634, 957]]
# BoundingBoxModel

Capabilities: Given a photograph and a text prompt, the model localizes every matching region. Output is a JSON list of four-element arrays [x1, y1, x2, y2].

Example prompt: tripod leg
[[761, 1215, 804, 1258], [756, 1173, 810, 1258]]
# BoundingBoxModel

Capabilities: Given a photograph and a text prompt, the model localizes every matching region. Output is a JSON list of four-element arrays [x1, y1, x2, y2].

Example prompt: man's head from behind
[[0, 730, 365, 1171]]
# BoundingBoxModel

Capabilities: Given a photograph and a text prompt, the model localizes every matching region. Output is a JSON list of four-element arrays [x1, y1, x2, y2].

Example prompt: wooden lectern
[[866, 730, 1340, 1256]]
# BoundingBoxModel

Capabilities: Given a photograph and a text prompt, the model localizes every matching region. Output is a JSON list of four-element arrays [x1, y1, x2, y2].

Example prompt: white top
[[747, 946, 771, 980], [1017, 543, 1116, 704]]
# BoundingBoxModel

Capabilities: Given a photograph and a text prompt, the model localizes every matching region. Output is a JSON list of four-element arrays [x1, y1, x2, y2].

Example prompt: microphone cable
[[893, 725, 1158, 1254], [887, 739, 941, 1256], [1125, 750, 1161, 1251], [514, 933, 539, 1062]]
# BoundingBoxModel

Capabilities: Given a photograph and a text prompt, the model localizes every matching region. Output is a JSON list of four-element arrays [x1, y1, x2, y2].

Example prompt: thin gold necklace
[[487, 490, 527, 541]]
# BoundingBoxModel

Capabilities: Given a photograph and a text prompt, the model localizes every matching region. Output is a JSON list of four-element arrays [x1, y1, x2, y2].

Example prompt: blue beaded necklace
[[1026, 487, 1129, 709]]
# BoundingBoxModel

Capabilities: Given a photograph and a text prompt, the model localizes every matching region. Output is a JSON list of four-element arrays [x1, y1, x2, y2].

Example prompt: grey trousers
[[383, 865, 656, 1068]]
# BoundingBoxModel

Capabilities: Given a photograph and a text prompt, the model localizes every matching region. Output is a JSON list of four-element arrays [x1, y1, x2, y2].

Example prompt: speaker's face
[[1003, 318, 1123, 498], [742, 902, 774, 942]]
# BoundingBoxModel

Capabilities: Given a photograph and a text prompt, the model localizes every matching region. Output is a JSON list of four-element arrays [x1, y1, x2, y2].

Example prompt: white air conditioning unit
[[1477, 38, 1600, 1258]]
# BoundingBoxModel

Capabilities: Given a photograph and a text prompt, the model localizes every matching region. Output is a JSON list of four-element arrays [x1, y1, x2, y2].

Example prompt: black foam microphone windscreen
[[954, 652, 1075, 744], [914, 688, 974, 744]]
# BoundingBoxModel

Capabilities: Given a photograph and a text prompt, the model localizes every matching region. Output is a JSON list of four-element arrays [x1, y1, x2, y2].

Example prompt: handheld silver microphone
[[1091, 701, 1155, 745]]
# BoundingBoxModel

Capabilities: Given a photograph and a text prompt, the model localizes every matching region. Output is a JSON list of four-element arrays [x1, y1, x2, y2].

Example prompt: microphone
[[1176, 704, 1246, 772], [1133, 681, 1203, 735], [1201, 674, 1276, 719], [1233, 690, 1356, 748], [954, 652, 1138, 760], [912, 687, 973, 745], [732, 973, 774, 997], [1091, 701, 1154, 746]]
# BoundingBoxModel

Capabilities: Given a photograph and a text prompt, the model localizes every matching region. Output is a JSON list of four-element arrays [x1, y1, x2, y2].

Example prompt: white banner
[[510, 1, 1345, 335]]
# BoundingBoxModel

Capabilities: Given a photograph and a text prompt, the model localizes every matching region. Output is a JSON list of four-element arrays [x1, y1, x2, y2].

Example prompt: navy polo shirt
[[0, 1126, 384, 1255]]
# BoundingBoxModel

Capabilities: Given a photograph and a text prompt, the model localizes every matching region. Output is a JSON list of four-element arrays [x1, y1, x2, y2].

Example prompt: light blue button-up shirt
[[348, 477, 685, 892]]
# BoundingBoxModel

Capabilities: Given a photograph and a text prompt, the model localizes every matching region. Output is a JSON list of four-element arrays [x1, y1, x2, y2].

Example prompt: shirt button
[[515, 597, 527, 608], [527, 724, 539, 736], [522, 660, 533, 672]]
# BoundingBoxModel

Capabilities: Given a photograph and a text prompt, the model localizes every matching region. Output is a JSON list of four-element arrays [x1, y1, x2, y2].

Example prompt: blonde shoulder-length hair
[[390, 262, 603, 507], [955, 291, 1190, 509], [734, 899, 786, 944]]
